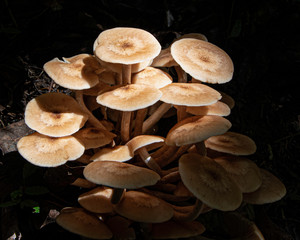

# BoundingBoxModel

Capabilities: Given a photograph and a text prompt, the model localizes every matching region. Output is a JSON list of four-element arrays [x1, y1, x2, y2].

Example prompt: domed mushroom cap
[[94, 27, 161, 64], [179, 153, 243, 211], [56, 207, 112, 239], [83, 161, 160, 189], [24, 92, 88, 137], [166, 115, 232, 146], [114, 190, 174, 223], [96, 84, 162, 111], [160, 83, 221, 106], [243, 168, 286, 204], [126, 135, 165, 153], [205, 131, 257, 155], [43, 54, 101, 90], [17, 132, 85, 167], [186, 100, 231, 117], [171, 38, 234, 83]]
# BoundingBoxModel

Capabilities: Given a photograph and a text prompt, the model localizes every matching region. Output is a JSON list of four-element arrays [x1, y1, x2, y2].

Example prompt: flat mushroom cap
[[90, 145, 133, 162], [114, 190, 174, 223], [126, 135, 165, 153], [43, 54, 101, 90], [94, 27, 161, 64], [171, 38, 234, 84], [205, 131, 257, 155], [83, 161, 160, 189], [151, 220, 206, 239], [166, 115, 232, 146], [179, 153, 243, 211], [186, 100, 231, 117], [96, 84, 162, 111], [17, 132, 85, 167], [214, 156, 262, 193], [243, 168, 286, 204], [25, 92, 88, 137], [56, 207, 112, 239]]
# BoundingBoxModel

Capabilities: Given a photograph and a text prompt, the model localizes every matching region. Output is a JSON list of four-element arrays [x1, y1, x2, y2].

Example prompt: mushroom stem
[[136, 147, 162, 176], [195, 141, 207, 156], [171, 199, 204, 221], [176, 105, 189, 122], [142, 103, 173, 134], [152, 145, 178, 167], [111, 188, 125, 205], [133, 108, 148, 137], [175, 65, 187, 83], [75, 90, 107, 130], [121, 111, 132, 143], [122, 64, 132, 85]]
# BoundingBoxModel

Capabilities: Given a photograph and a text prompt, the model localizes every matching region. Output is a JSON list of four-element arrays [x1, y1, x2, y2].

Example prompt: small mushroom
[[90, 145, 133, 162]]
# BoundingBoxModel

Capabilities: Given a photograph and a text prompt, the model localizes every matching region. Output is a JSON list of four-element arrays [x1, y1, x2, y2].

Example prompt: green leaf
[[24, 186, 49, 196]]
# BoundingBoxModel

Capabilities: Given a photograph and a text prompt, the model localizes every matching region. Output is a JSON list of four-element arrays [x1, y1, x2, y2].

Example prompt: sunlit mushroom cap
[[171, 38, 234, 83], [17, 132, 85, 167], [132, 67, 173, 89], [214, 156, 262, 193], [83, 161, 160, 189], [126, 135, 165, 153], [94, 27, 161, 64], [179, 153, 243, 211], [243, 168, 286, 204], [24, 92, 88, 137], [90, 145, 133, 162], [205, 131, 257, 155], [114, 190, 174, 223], [96, 84, 162, 111], [43, 54, 102, 90], [151, 220, 206, 239], [166, 115, 232, 146], [56, 207, 112, 239], [160, 83, 221, 106], [186, 100, 231, 116]]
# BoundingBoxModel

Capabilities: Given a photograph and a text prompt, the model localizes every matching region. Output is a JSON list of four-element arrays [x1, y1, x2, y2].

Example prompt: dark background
[[0, 0, 299, 239]]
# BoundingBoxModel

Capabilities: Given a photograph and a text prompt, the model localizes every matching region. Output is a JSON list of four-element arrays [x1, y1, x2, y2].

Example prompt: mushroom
[[185, 100, 231, 117], [90, 145, 133, 162]]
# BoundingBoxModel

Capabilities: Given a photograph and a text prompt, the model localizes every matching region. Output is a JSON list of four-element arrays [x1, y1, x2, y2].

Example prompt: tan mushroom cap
[[83, 161, 160, 189], [114, 190, 174, 223], [151, 220, 206, 239], [132, 67, 173, 89], [214, 156, 262, 193], [185, 100, 231, 116], [96, 84, 162, 111], [94, 27, 161, 64], [219, 91, 235, 109], [179, 153, 243, 211], [126, 135, 165, 153], [25, 92, 88, 137], [176, 33, 208, 42], [171, 38, 234, 83], [17, 132, 85, 167], [160, 83, 221, 106], [205, 131, 257, 155], [43, 54, 102, 90], [166, 115, 232, 146], [243, 168, 286, 204], [82, 80, 112, 96], [78, 186, 114, 213], [73, 127, 116, 149], [90, 145, 133, 162], [151, 48, 179, 67], [56, 207, 112, 239]]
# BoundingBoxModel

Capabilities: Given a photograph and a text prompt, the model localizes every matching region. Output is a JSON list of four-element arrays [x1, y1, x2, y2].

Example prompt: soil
[[0, 0, 299, 239]]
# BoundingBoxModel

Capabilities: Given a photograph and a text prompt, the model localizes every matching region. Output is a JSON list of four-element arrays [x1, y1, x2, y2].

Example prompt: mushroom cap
[[132, 67, 173, 89], [171, 38, 234, 83], [160, 83, 221, 106], [25, 92, 88, 137], [185, 100, 231, 116], [243, 168, 286, 204], [205, 131, 257, 155], [176, 33, 208, 42], [96, 84, 162, 111], [56, 207, 112, 239], [214, 156, 262, 193], [43, 54, 101, 90], [166, 115, 232, 146], [179, 153, 243, 211], [83, 161, 160, 189], [219, 91, 235, 109], [90, 145, 133, 162], [17, 132, 85, 167], [151, 48, 178, 67], [114, 190, 174, 223], [126, 135, 165, 153], [78, 186, 114, 213], [151, 220, 206, 239], [73, 127, 116, 149], [94, 27, 161, 64]]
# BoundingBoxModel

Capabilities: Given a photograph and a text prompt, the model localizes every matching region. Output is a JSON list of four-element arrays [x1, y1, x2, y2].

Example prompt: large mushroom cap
[[179, 153, 243, 211], [83, 160, 160, 189], [17, 132, 85, 167], [171, 38, 234, 83], [25, 92, 88, 137], [114, 190, 174, 223], [96, 84, 162, 111], [94, 27, 161, 64], [56, 207, 112, 239]]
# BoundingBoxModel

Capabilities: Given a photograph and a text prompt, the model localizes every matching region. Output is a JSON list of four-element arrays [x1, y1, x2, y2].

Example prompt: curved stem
[[137, 147, 162, 175], [133, 108, 148, 137]]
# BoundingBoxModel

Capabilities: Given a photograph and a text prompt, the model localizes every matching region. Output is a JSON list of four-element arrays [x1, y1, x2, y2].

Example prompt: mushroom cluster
[[17, 27, 286, 239]]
